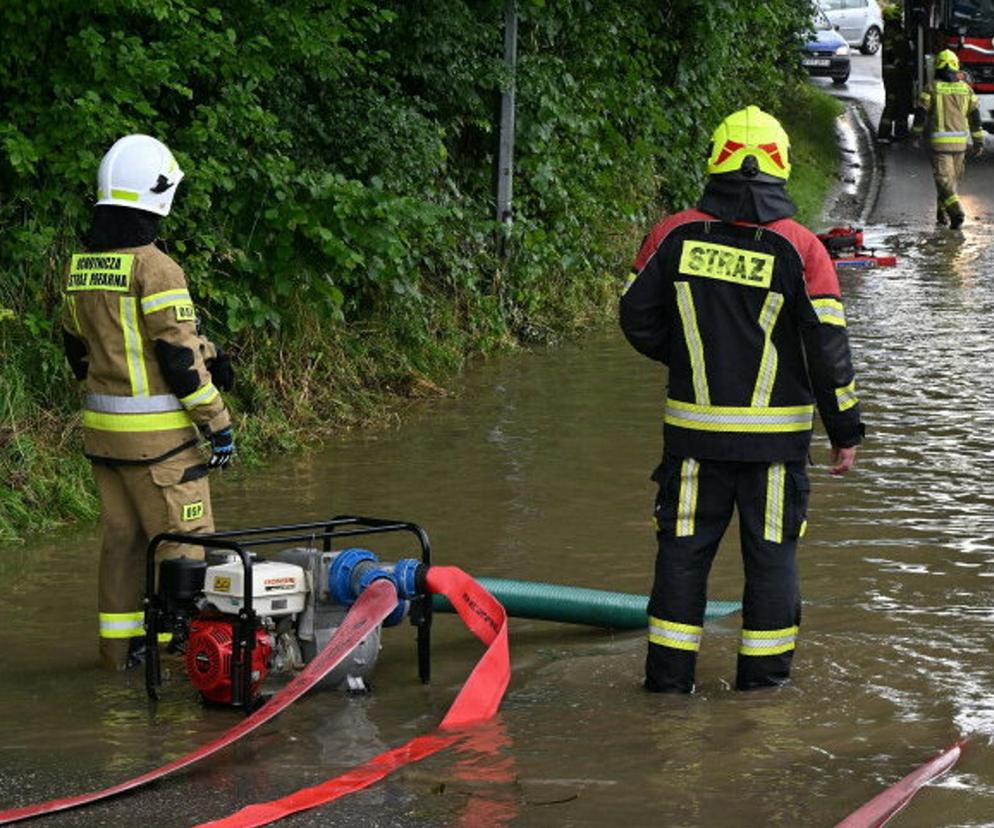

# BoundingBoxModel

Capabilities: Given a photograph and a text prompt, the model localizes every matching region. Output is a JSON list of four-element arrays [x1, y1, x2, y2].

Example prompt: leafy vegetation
[[1, 0, 826, 539]]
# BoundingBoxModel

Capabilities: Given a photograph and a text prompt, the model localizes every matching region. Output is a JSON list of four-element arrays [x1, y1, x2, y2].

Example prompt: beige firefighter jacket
[[914, 79, 983, 153], [62, 244, 230, 463]]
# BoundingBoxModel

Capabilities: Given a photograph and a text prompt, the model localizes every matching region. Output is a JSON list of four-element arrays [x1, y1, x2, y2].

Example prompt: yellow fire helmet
[[935, 49, 960, 71], [706, 105, 791, 181]]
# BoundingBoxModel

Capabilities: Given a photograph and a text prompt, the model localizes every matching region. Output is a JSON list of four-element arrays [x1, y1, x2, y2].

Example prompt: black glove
[[207, 349, 235, 392], [206, 426, 235, 469], [972, 141, 984, 159]]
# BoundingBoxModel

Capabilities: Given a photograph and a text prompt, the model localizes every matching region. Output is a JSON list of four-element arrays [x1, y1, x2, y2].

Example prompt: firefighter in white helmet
[[62, 135, 235, 670]]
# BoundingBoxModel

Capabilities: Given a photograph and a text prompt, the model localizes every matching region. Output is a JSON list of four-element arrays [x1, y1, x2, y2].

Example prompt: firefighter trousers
[[92, 445, 214, 670], [930, 151, 966, 222], [645, 455, 809, 693]]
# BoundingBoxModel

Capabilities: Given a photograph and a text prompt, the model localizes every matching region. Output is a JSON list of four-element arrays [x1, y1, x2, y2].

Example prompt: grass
[[782, 83, 847, 226]]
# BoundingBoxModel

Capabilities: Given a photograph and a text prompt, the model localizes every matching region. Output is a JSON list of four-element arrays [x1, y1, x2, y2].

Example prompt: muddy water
[[3, 224, 994, 826]]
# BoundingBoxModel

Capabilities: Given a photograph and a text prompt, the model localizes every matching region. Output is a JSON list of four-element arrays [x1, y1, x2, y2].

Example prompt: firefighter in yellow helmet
[[912, 49, 985, 228], [620, 106, 863, 693], [61, 135, 235, 670]]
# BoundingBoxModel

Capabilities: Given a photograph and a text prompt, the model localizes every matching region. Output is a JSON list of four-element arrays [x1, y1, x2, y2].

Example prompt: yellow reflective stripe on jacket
[[180, 382, 220, 409], [120, 296, 149, 397], [141, 288, 192, 314], [648, 616, 703, 652], [764, 463, 786, 543], [835, 379, 858, 412], [665, 399, 814, 433], [739, 625, 799, 656], [674, 282, 710, 405], [751, 292, 784, 407], [66, 253, 135, 292], [99, 611, 144, 639], [83, 409, 195, 432], [811, 297, 846, 327], [676, 458, 700, 537]]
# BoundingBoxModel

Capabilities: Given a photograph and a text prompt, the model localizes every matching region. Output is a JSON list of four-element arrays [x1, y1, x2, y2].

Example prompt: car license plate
[[803, 58, 831, 67]]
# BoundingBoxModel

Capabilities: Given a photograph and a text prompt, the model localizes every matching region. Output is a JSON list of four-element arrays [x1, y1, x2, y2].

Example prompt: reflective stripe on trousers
[[648, 615, 703, 652], [740, 625, 799, 656]]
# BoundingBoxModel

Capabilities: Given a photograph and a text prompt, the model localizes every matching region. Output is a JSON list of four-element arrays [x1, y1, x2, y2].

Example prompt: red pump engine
[[185, 619, 272, 705]]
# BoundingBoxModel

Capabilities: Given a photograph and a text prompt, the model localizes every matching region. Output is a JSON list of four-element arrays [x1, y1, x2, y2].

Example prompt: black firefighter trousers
[[645, 455, 809, 693]]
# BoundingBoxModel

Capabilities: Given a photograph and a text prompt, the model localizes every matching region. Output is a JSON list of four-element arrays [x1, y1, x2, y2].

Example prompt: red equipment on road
[[818, 226, 897, 269]]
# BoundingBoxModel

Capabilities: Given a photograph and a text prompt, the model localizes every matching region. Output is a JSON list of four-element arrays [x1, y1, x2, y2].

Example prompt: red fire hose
[[0, 568, 509, 826], [834, 740, 966, 828], [198, 565, 509, 827]]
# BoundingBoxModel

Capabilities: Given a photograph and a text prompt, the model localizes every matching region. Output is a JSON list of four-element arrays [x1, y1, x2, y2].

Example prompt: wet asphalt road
[[810, 52, 994, 228]]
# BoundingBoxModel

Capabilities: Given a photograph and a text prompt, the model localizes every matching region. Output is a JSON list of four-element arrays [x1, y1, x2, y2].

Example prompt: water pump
[[145, 516, 433, 710]]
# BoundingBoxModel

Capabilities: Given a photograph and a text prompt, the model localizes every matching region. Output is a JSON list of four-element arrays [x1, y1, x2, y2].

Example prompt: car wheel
[[861, 26, 881, 55], [833, 71, 850, 85]]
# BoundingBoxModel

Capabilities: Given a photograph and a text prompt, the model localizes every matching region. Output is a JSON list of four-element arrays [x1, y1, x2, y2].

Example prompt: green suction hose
[[431, 577, 740, 630]]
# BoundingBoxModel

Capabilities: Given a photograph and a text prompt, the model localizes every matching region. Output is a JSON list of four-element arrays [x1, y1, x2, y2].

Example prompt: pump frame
[[144, 515, 433, 711]]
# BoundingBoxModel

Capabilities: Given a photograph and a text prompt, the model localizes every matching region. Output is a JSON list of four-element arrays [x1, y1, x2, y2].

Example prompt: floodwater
[[4, 207, 994, 825]]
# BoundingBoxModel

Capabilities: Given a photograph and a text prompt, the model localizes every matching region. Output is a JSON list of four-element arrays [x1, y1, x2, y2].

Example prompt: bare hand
[[830, 446, 857, 475]]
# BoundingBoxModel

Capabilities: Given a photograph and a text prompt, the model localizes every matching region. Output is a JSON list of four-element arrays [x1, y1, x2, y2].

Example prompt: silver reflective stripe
[[752, 292, 784, 406], [676, 458, 699, 537], [932, 130, 969, 138], [649, 624, 700, 646], [86, 393, 184, 414], [764, 463, 785, 543], [141, 288, 191, 313], [100, 618, 143, 631], [674, 282, 710, 405], [665, 400, 813, 429], [120, 296, 148, 397]]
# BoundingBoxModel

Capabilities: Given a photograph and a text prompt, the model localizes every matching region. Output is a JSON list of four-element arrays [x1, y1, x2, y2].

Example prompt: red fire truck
[[904, 0, 994, 131]]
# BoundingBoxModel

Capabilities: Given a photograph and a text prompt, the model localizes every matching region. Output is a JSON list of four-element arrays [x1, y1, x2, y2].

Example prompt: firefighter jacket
[[620, 209, 863, 463], [61, 244, 231, 464], [913, 73, 984, 153]]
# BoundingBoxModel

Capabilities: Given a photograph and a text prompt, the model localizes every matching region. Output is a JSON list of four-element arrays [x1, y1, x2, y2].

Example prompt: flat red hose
[[0, 578, 400, 826], [198, 565, 510, 828], [834, 740, 966, 828]]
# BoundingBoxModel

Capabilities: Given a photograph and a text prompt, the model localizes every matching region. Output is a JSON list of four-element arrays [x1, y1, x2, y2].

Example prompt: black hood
[[936, 67, 959, 83], [85, 205, 161, 250], [697, 173, 797, 225]]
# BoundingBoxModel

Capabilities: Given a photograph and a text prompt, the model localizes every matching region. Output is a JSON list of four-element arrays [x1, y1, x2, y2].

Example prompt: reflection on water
[[2, 222, 994, 824]]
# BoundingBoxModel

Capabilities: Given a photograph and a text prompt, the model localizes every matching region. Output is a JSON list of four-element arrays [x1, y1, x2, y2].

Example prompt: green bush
[[0, 0, 819, 538]]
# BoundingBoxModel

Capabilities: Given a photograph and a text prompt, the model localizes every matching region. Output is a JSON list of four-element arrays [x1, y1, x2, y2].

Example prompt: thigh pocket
[[787, 468, 811, 540], [150, 456, 213, 533]]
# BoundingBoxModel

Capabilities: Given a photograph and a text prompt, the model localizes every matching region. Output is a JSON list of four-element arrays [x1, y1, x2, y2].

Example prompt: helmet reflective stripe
[[707, 105, 792, 180], [96, 134, 184, 216], [935, 49, 960, 71]]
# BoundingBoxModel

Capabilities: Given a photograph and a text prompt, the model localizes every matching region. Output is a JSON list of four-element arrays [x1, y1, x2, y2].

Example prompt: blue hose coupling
[[356, 566, 407, 626], [391, 558, 422, 601], [328, 548, 377, 606]]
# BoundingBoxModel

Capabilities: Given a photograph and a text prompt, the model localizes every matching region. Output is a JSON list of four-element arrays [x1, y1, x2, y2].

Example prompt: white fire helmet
[[96, 134, 185, 216]]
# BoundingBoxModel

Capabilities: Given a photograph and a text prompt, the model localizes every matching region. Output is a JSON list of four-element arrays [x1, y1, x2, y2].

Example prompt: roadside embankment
[[0, 3, 843, 540]]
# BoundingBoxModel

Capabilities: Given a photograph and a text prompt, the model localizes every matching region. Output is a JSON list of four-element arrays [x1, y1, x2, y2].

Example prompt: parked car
[[802, 7, 852, 85], [820, 0, 884, 55]]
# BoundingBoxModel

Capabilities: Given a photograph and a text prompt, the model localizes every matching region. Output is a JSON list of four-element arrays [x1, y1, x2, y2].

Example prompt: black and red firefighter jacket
[[619, 208, 863, 462]]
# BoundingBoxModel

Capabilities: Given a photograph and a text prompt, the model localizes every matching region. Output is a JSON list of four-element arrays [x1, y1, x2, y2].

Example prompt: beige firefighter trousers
[[931, 151, 966, 219], [92, 445, 213, 670]]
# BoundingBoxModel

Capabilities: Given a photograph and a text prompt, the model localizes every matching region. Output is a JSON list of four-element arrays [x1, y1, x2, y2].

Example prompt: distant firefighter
[[912, 49, 985, 228]]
